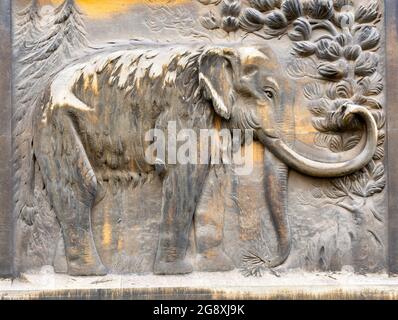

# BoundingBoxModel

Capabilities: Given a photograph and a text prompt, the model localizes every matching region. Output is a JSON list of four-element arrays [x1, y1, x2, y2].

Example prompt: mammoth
[[20, 41, 377, 275]]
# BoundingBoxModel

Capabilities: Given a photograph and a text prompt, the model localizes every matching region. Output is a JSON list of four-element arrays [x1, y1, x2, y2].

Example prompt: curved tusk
[[260, 104, 378, 178]]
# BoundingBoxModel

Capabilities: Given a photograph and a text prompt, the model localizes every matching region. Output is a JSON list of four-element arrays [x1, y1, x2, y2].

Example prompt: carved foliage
[[145, 4, 212, 40], [14, 0, 41, 47], [14, 0, 88, 225], [298, 161, 386, 272]]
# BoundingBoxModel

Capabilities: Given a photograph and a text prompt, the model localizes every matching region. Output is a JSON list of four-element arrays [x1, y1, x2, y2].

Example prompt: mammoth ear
[[199, 48, 238, 120]]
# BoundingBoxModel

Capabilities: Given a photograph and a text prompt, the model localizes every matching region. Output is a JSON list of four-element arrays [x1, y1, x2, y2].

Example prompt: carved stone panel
[[2, 0, 394, 288]]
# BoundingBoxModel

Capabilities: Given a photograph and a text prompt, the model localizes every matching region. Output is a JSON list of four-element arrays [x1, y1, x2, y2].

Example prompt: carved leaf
[[335, 11, 355, 30], [335, 33, 353, 47], [307, 0, 334, 20], [369, 98, 383, 110], [308, 100, 329, 117], [355, 1, 380, 24], [22, 3, 88, 64], [354, 26, 380, 50], [378, 131, 386, 145], [288, 17, 312, 41], [327, 80, 355, 99], [304, 82, 324, 100], [292, 41, 317, 56], [240, 8, 266, 32], [311, 187, 325, 199], [323, 187, 347, 199], [338, 81, 356, 99], [221, 16, 240, 32], [351, 163, 386, 198], [197, 0, 222, 4], [221, 0, 242, 17], [281, 0, 303, 21], [316, 133, 361, 154], [249, 0, 281, 12], [200, 11, 220, 30], [350, 171, 368, 198], [372, 111, 386, 129], [367, 97, 383, 110], [373, 146, 384, 161], [376, 131, 386, 160], [366, 163, 386, 196], [314, 132, 331, 148], [15, 0, 42, 46], [333, 0, 354, 11], [316, 39, 342, 61], [312, 117, 331, 132], [263, 10, 288, 29], [145, 16, 163, 32], [240, 253, 267, 277], [312, 101, 362, 132], [330, 176, 352, 195], [343, 134, 361, 151], [287, 58, 318, 78], [314, 132, 343, 151], [343, 45, 362, 61], [328, 134, 344, 152], [324, 177, 349, 198], [355, 52, 378, 77], [317, 61, 347, 79], [358, 73, 384, 96], [354, 96, 382, 110]]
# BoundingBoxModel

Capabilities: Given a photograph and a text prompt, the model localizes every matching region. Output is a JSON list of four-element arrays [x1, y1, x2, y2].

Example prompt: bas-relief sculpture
[[12, 0, 386, 276]]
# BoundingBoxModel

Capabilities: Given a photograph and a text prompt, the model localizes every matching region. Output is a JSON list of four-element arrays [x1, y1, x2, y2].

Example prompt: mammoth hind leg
[[36, 114, 107, 276]]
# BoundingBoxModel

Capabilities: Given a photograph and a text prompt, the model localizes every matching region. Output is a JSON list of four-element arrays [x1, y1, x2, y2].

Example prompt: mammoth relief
[[13, 0, 386, 276]]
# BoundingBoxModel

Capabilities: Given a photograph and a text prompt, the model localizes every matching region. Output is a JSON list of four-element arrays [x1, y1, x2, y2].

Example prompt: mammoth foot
[[63, 234, 108, 276], [67, 260, 108, 276], [196, 250, 235, 272], [153, 260, 194, 275]]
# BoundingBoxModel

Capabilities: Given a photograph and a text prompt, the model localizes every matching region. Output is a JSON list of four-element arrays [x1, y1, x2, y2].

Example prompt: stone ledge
[[1, 269, 398, 300]]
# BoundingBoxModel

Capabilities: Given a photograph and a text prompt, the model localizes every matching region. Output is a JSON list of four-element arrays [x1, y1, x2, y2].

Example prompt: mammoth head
[[198, 45, 294, 141], [198, 44, 378, 179]]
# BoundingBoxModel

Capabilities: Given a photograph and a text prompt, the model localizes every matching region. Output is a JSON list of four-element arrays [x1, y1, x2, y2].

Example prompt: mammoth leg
[[264, 148, 291, 268], [194, 165, 234, 272], [36, 113, 107, 276], [154, 164, 209, 275]]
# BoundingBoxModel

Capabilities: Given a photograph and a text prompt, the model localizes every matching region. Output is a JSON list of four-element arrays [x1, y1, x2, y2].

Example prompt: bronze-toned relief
[[11, 0, 386, 277]]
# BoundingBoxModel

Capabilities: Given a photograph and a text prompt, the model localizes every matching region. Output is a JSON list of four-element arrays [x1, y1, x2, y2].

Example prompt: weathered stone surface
[[2, 270, 398, 300], [386, 0, 398, 274], [0, 0, 13, 277], [0, 1, 396, 296]]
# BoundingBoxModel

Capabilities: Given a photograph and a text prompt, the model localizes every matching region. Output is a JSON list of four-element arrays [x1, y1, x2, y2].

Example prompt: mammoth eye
[[263, 87, 275, 100]]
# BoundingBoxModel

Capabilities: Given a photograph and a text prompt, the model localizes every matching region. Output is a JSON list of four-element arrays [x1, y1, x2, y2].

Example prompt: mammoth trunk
[[260, 105, 378, 178], [264, 150, 291, 268]]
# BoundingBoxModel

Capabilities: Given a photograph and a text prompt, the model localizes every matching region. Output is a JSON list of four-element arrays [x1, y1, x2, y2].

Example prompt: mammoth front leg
[[194, 165, 234, 272], [36, 114, 107, 276], [264, 149, 291, 268], [154, 164, 209, 275]]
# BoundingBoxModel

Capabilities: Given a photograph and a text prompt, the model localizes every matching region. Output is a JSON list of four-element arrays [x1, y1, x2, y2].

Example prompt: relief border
[[386, 0, 398, 275], [0, 0, 13, 278]]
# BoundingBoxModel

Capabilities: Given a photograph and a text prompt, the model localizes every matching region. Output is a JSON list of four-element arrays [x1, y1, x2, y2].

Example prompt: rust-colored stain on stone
[[41, 0, 187, 18], [102, 208, 112, 249], [2, 287, 398, 300]]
